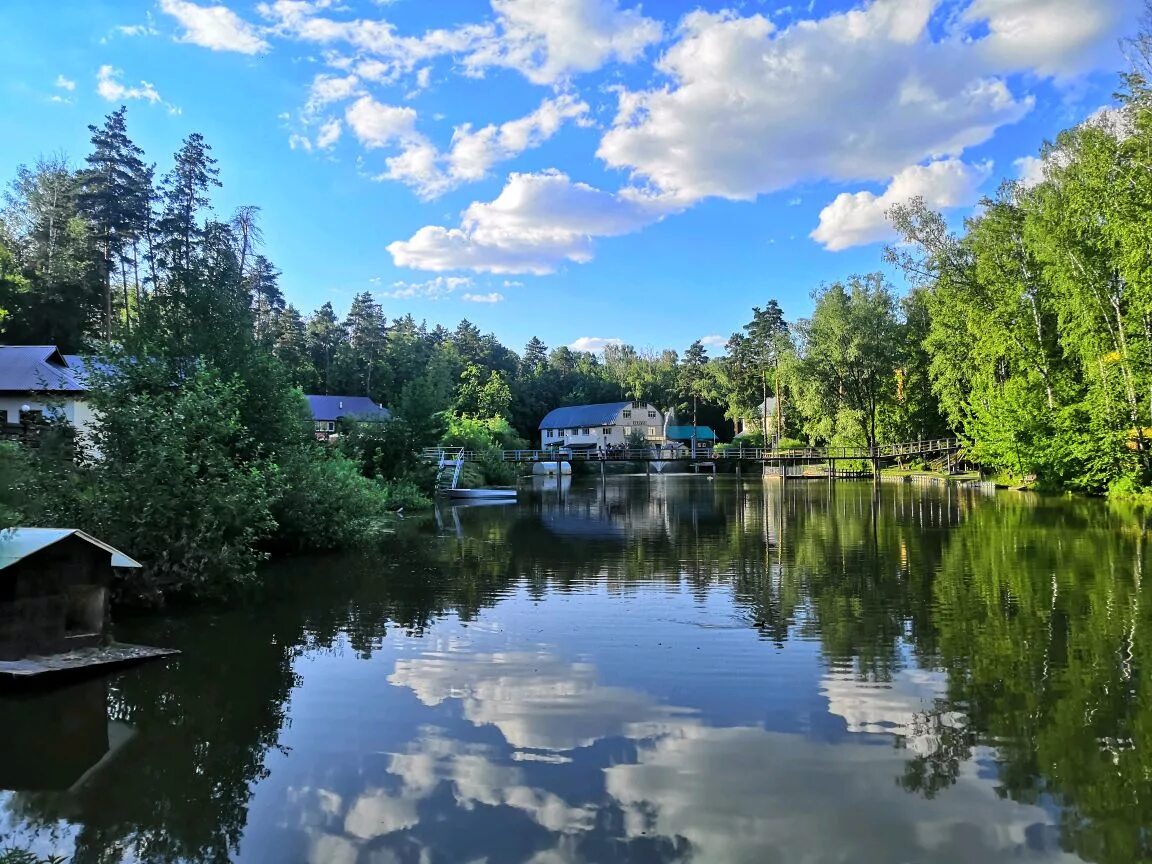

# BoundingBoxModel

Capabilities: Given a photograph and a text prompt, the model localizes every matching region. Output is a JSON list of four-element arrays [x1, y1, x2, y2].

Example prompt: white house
[[0, 346, 96, 440], [538, 401, 665, 450]]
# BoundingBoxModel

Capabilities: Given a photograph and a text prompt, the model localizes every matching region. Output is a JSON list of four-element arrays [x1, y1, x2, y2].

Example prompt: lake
[[1, 476, 1149, 864]]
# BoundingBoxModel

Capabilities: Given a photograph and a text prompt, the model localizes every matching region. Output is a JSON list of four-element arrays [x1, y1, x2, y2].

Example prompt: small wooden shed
[[0, 528, 141, 661]]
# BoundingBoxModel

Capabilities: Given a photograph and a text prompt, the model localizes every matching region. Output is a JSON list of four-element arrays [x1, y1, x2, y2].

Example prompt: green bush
[[80, 359, 276, 603], [269, 446, 406, 553]]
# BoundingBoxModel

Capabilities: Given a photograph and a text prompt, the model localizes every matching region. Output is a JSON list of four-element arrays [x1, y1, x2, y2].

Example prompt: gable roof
[[539, 402, 639, 430], [0, 346, 87, 393], [0, 528, 142, 571], [666, 425, 718, 441], [305, 395, 391, 422]]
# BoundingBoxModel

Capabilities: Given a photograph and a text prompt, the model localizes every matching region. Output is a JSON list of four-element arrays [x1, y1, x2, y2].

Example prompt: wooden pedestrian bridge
[[421, 438, 962, 467]]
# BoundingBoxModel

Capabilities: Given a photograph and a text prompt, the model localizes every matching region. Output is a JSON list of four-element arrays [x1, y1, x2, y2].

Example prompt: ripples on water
[[1, 477, 1149, 863]]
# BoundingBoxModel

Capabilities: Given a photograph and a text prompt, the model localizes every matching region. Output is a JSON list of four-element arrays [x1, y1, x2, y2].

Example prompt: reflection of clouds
[[822, 667, 965, 757], [389, 651, 689, 751], [291, 727, 594, 862], [288, 649, 1078, 864], [606, 722, 1081, 864]]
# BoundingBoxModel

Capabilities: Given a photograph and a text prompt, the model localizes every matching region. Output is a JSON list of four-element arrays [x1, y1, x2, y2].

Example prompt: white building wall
[[0, 394, 98, 450], [540, 403, 666, 447]]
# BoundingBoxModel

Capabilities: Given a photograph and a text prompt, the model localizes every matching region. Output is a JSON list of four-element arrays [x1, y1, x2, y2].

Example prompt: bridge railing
[[420, 439, 961, 464]]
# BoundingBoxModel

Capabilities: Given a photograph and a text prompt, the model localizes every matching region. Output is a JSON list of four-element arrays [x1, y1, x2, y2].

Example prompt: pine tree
[[523, 336, 548, 374], [78, 106, 152, 337], [306, 302, 343, 394]]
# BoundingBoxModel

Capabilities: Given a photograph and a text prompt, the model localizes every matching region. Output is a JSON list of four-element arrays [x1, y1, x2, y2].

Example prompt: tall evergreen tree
[[306, 302, 343, 394], [79, 106, 152, 336]]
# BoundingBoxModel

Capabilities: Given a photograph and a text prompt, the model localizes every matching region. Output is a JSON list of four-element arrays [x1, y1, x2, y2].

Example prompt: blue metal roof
[[305, 395, 391, 422], [0, 346, 87, 393], [666, 425, 717, 441], [538, 402, 634, 430]]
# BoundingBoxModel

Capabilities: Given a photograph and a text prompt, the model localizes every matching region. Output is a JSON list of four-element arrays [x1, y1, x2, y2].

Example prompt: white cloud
[[54, 75, 76, 91], [699, 334, 727, 349], [462, 292, 505, 303], [1014, 154, 1046, 188], [96, 65, 163, 104], [382, 275, 473, 299], [344, 95, 419, 148], [315, 117, 342, 149], [503, 280, 524, 288], [963, 0, 1139, 78], [384, 94, 590, 198], [389, 651, 681, 751], [811, 158, 992, 251], [462, 0, 664, 84], [257, 0, 659, 88], [159, 0, 270, 54], [387, 170, 682, 275], [598, 0, 1097, 203], [304, 73, 362, 115], [569, 336, 624, 353]]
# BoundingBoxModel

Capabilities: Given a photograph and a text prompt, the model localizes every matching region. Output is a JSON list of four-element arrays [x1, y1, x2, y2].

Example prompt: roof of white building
[[539, 401, 656, 430], [0, 528, 142, 571], [0, 346, 88, 393]]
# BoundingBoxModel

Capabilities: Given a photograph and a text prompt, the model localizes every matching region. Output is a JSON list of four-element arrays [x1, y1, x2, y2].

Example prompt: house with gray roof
[[538, 401, 664, 450], [0, 346, 96, 440], [305, 395, 391, 440]]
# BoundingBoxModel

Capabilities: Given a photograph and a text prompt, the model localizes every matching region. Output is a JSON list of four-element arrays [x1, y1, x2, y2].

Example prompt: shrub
[[80, 359, 276, 604], [270, 446, 408, 553]]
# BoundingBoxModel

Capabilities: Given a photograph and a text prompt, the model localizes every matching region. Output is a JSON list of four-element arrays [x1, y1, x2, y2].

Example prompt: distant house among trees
[[305, 395, 391, 440], [735, 397, 779, 439], [538, 401, 664, 451], [0, 346, 95, 441]]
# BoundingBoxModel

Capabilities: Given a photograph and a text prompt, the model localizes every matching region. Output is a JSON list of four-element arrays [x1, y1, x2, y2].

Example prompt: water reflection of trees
[[2, 481, 1149, 864]]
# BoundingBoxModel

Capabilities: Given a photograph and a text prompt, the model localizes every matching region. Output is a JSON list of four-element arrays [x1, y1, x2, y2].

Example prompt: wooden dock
[[421, 438, 962, 469], [0, 643, 180, 686]]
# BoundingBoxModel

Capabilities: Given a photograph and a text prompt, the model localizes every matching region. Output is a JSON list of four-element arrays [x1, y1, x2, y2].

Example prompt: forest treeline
[[3, 51, 1152, 597]]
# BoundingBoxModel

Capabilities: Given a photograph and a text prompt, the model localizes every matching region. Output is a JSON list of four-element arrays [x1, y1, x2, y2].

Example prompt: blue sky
[[0, 0, 1138, 355]]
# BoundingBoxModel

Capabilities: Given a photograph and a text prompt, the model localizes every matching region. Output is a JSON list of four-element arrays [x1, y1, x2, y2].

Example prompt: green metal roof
[[665, 425, 717, 441], [0, 528, 142, 571]]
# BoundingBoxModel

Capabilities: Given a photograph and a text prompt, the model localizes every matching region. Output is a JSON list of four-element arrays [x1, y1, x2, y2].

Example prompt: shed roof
[[0, 346, 87, 393], [539, 402, 641, 430], [305, 395, 391, 422], [666, 425, 718, 441], [0, 528, 142, 571]]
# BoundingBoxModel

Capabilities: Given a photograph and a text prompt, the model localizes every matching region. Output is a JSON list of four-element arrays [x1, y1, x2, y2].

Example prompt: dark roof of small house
[[0, 346, 87, 393], [305, 395, 391, 423], [0, 528, 142, 571], [539, 402, 649, 430], [666, 425, 718, 441]]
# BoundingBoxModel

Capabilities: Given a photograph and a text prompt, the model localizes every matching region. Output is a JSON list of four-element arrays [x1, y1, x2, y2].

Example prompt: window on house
[[632, 401, 642, 408], [622, 410, 632, 419], [602, 427, 612, 435], [648, 411, 656, 418], [546, 429, 553, 438], [0, 409, 7, 425], [582, 427, 590, 435]]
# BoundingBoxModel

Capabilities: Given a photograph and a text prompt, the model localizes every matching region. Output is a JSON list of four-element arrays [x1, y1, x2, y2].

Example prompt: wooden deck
[[0, 643, 180, 686]]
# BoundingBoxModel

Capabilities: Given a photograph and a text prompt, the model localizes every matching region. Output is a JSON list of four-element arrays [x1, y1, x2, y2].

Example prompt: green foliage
[[0, 442, 30, 525], [80, 359, 275, 602], [268, 446, 414, 553], [0, 851, 67, 864]]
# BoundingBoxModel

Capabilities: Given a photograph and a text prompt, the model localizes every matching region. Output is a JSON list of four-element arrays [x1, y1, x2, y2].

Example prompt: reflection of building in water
[[0, 679, 133, 792]]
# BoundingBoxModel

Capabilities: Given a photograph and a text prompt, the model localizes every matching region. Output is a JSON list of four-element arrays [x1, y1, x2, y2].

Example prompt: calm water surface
[[2, 477, 1150, 863]]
